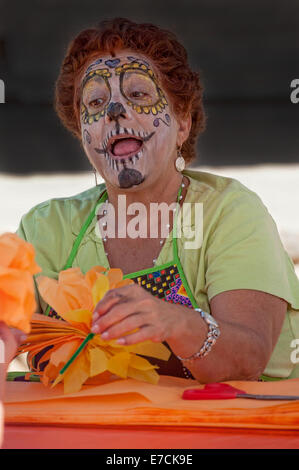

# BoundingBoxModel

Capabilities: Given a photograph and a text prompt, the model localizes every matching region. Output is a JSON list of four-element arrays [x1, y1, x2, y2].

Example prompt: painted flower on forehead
[[17, 266, 171, 394]]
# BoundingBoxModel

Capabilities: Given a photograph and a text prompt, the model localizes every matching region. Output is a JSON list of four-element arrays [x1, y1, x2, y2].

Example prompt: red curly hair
[[55, 17, 206, 164]]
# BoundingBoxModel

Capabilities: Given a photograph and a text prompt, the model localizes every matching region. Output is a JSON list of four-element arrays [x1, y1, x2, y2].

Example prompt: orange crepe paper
[[5, 377, 299, 431], [0, 233, 41, 333], [17, 267, 171, 394]]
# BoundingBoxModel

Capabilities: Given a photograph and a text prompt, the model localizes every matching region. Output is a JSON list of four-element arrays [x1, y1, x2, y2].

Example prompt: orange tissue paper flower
[[17, 266, 171, 394], [0, 233, 41, 333]]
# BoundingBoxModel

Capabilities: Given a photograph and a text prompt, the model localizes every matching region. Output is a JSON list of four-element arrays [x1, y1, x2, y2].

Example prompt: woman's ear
[[176, 112, 192, 147]]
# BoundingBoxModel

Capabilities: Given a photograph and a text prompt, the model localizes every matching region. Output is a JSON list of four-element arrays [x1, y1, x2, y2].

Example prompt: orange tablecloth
[[3, 377, 299, 448]]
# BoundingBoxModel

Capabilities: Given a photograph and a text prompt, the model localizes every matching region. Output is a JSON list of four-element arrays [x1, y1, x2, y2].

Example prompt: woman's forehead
[[81, 51, 156, 83]]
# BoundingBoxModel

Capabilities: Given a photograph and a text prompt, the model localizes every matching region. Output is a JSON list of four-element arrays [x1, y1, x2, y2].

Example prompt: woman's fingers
[[91, 284, 165, 345], [9, 328, 27, 345], [0, 323, 26, 345], [93, 283, 136, 320], [99, 312, 148, 340], [92, 298, 149, 334], [115, 325, 159, 346], [0, 323, 27, 363]]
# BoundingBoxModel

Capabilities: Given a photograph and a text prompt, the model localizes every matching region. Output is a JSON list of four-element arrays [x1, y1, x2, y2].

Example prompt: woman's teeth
[[103, 127, 149, 150], [100, 127, 150, 170], [104, 147, 144, 170]]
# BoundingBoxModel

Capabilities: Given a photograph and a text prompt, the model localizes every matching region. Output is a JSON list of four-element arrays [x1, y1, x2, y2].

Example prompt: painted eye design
[[89, 97, 104, 108], [119, 68, 167, 114], [81, 75, 111, 122], [130, 91, 148, 99]]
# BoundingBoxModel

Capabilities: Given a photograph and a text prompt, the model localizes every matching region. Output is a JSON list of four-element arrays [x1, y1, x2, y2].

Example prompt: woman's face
[[79, 51, 190, 190]]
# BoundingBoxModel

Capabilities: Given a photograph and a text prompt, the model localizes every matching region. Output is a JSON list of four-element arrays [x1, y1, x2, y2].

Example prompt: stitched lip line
[[103, 128, 155, 160], [103, 127, 152, 149], [93, 128, 155, 170]]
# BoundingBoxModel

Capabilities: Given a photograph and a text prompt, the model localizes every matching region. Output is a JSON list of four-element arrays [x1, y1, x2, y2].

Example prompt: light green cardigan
[[17, 169, 299, 379]]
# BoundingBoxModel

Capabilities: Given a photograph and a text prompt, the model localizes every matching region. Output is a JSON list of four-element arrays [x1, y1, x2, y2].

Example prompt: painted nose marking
[[107, 102, 126, 120]]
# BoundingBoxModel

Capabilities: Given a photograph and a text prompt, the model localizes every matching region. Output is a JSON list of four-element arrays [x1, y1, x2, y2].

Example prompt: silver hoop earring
[[175, 148, 185, 172]]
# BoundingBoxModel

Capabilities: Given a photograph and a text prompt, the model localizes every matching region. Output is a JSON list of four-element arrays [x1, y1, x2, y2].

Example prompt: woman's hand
[[91, 283, 186, 346], [0, 322, 27, 365], [0, 322, 27, 401]]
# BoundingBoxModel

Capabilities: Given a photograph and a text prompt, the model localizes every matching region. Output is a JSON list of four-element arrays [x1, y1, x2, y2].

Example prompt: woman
[[16, 18, 299, 382]]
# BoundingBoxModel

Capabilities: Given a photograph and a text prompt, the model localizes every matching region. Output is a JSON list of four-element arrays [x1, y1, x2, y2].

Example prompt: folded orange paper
[[0, 233, 41, 333], [4, 377, 299, 431], [17, 266, 171, 394]]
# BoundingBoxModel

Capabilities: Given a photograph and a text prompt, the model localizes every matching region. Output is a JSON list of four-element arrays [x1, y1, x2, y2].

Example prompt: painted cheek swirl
[[83, 129, 92, 145], [153, 114, 171, 127]]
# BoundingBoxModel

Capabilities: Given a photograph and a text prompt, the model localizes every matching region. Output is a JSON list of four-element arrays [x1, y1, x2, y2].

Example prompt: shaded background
[[0, 0, 298, 173]]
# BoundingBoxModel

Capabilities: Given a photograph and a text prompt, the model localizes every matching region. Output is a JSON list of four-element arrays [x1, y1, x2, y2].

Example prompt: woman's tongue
[[113, 138, 141, 157]]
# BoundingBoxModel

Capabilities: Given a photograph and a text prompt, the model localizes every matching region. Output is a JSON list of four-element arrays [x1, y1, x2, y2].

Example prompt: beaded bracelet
[[176, 308, 220, 362]]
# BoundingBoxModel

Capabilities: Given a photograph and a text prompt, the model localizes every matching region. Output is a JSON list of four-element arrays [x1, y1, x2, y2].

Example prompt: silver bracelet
[[176, 308, 220, 362]]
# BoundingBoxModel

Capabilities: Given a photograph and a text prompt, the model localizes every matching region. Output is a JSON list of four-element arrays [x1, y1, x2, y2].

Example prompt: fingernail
[[93, 311, 99, 322], [116, 338, 125, 345], [101, 332, 109, 339], [20, 335, 27, 343], [91, 324, 99, 333]]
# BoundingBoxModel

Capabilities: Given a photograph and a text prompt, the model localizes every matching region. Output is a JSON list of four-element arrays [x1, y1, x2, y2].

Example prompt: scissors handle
[[182, 383, 299, 401], [182, 383, 245, 400]]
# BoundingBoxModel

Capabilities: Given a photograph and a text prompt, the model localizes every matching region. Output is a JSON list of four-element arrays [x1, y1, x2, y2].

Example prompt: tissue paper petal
[[106, 268, 123, 288], [0, 232, 41, 274], [89, 347, 108, 377], [108, 352, 131, 378], [127, 366, 159, 385], [85, 266, 107, 289], [59, 309, 92, 328], [50, 340, 82, 368], [63, 349, 90, 394], [37, 269, 94, 315], [92, 274, 110, 306], [126, 341, 171, 361], [129, 354, 159, 371], [0, 268, 37, 333]]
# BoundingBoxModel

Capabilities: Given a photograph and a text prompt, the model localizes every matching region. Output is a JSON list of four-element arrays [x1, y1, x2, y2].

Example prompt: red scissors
[[182, 383, 299, 401]]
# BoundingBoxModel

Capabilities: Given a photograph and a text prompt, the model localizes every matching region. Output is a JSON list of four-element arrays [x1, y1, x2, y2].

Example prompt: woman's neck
[[105, 172, 185, 211]]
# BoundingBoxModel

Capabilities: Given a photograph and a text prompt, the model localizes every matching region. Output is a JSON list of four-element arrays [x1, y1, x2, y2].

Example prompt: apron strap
[[44, 188, 107, 316], [172, 187, 199, 309], [63, 188, 108, 270]]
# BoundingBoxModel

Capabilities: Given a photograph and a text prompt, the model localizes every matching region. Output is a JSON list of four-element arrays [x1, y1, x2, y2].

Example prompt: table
[[3, 424, 299, 449], [3, 377, 299, 449]]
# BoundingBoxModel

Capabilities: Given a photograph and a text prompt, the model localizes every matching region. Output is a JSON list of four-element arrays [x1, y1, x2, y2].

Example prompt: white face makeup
[[80, 52, 182, 190]]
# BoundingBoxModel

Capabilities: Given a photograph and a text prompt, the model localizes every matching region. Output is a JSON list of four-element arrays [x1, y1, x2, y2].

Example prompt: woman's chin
[[103, 170, 146, 190]]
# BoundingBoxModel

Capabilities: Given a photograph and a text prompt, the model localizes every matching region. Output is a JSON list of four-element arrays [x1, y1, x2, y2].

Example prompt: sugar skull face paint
[[83, 129, 92, 145], [153, 114, 171, 127], [81, 68, 112, 124], [80, 51, 186, 190], [114, 61, 168, 116]]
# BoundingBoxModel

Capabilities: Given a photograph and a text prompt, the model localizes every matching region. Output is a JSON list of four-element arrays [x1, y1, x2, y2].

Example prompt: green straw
[[59, 332, 95, 376]]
